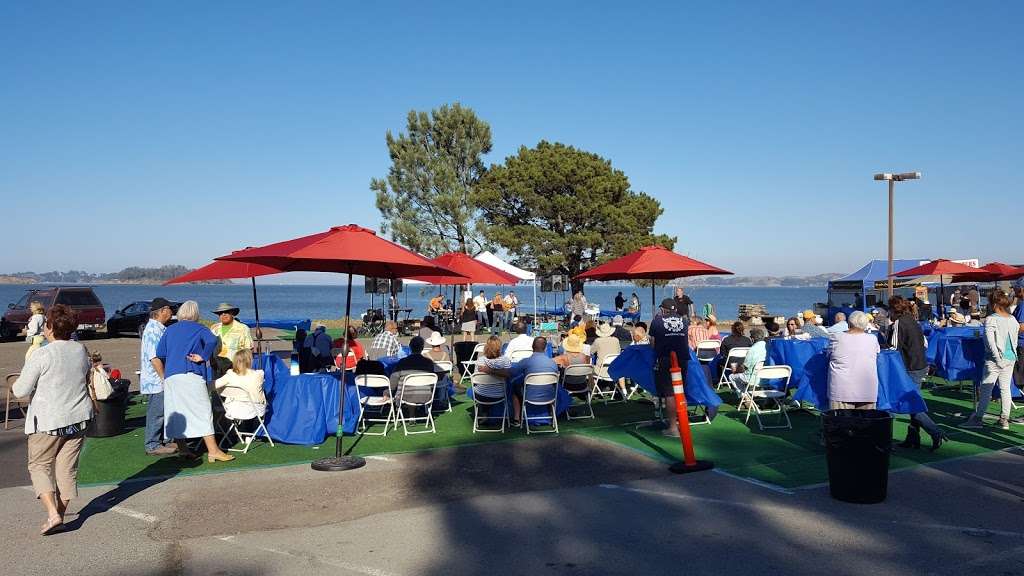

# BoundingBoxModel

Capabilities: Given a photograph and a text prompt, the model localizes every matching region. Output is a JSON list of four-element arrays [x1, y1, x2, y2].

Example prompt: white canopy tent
[[474, 251, 538, 328]]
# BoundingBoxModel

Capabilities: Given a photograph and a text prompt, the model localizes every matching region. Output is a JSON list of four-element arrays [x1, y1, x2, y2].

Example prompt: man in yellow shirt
[[210, 302, 253, 378]]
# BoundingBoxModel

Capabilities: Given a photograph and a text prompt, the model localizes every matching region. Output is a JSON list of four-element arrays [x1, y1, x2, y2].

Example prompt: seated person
[[388, 336, 438, 396], [333, 326, 365, 370], [583, 320, 598, 347], [705, 315, 721, 340], [303, 325, 334, 371], [504, 321, 534, 358], [554, 334, 591, 369], [591, 323, 621, 368], [800, 310, 830, 339], [567, 316, 586, 340], [611, 315, 632, 346], [215, 349, 267, 417], [729, 328, 767, 394], [719, 321, 752, 379], [784, 317, 801, 339], [368, 321, 402, 359], [424, 331, 450, 362], [508, 337, 559, 426], [827, 312, 849, 335], [631, 325, 650, 345], [687, 316, 710, 350]]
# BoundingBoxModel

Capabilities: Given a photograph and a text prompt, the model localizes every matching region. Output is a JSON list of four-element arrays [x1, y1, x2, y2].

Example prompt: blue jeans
[[144, 391, 165, 451], [476, 310, 487, 326]]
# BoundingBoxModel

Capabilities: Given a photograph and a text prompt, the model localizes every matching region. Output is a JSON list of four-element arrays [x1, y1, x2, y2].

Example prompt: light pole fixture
[[874, 171, 921, 299]]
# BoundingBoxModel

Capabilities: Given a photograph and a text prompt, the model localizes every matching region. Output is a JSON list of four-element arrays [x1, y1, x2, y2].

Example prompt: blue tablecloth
[[257, 354, 360, 444], [926, 327, 984, 381], [597, 310, 641, 322], [606, 345, 722, 408], [790, 349, 928, 414], [237, 318, 311, 332], [766, 337, 832, 392]]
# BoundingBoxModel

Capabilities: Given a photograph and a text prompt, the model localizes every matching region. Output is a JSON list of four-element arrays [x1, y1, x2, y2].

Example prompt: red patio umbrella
[[218, 225, 463, 472], [574, 245, 732, 319], [892, 259, 985, 320], [950, 262, 1024, 283], [164, 250, 284, 336]]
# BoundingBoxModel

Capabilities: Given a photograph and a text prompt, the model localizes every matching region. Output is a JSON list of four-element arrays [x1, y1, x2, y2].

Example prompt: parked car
[[1, 287, 106, 339], [106, 300, 180, 338]]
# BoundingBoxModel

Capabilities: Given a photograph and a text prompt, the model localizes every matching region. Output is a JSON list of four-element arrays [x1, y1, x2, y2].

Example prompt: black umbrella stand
[[312, 269, 367, 472]]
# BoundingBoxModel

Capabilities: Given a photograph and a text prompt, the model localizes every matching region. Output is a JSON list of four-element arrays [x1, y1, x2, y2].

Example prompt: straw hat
[[562, 334, 583, 353], [596, 322, 615, 337], [426, 331, 446, 347], [948, 312, 967, 326], [212, 302, 240, 315], [802, 310, 815, 321]]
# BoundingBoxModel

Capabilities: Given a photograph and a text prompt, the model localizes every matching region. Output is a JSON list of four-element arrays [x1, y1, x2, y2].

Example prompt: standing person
[[888, 296, 947, 450], [629, 292, 640, 315], [303, 325, 333, 371], [140, 298, 177, 456], [491, 292, 506, 333], [649, 298, 689, 438], [503, 291, 518, 330], [153, 300, 234, 463], [673, 287, 694, 320], [913, 286, 933, 322], [828, 312, 880, 410], [570, 291, 588, 321], [13, 304, 93, 535], [1012, 280, 1024, 424], [210, 303, 253, 379], [460, 298, 477, 342], [24, 301, 46, 360], [614, 291, 626, 312], [473, 290, 488, 327], [963, 289, 1020, 430]]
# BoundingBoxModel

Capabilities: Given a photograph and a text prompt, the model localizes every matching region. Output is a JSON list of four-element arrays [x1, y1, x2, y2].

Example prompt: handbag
[[90, 366, 114, 400]]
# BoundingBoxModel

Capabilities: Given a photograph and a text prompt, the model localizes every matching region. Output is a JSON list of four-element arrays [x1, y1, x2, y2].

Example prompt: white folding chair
[[522, 372, 560, 434], [470, 373, 508, 433], [742, 364, 792, 431], [696, 340, 720, 364], [717, 347, 749, 391], [560, 364, 595, 420], [397, 373, 438, 435], [434, 360, 454, 413], [355, 374, 394, 436], [5, 373, 29, 430], [509, 349, 533, 363], [460, 343, 486, 385], [592, 354, 623, 404], [217, 386, 274, 454]]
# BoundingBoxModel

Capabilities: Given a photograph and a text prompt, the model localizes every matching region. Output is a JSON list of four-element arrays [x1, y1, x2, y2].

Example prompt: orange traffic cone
[[668, 351, 714, 474]]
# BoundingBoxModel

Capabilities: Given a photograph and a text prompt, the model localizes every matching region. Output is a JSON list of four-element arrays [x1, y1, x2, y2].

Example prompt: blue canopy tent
[[827, 259, 925, 322]]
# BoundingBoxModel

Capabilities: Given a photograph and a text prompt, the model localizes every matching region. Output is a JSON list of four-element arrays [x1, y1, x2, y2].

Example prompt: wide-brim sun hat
[[426, 331, 446, 347], [563, 334, 583, 353], [596, 323, 615, 337], [213, 302, 240, 315], [612, 314, 624, 326]]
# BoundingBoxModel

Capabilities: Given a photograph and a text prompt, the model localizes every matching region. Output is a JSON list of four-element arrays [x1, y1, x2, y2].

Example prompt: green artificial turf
[[78, 381, 1024, 489]]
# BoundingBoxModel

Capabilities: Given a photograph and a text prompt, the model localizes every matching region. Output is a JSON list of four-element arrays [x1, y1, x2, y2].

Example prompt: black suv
[[106, 300, 181, 338]]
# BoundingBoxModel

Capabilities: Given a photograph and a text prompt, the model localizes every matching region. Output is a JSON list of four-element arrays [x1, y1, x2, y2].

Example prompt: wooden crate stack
[[738, 304, 768, 320]]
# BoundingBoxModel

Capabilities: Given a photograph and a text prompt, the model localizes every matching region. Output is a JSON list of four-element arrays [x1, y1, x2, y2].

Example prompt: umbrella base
[[669, 460, 714, 474], [311, 456, 367, 472]]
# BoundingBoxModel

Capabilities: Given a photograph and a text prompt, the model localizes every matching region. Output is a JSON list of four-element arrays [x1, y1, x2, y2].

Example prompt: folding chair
[[217, 386, 274, 454], [716, 347, 749, 391], [560, 364, 595, 420], [522, 372, 560, 434], [696, 340, 720, 364], [509, 349, 533, 363], [4, 373, 29, 430], [742, 364, 792, 431], [397, 373, 438, 435], [470, 373, 508, 433], [355, 374, 394, 436], [592, 354, 624, 404], [460, 343, 486, 385], [433, 360, 454, 413]]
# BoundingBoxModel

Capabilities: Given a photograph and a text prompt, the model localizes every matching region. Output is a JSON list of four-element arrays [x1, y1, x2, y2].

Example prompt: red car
[[1, 287, 106, 339]]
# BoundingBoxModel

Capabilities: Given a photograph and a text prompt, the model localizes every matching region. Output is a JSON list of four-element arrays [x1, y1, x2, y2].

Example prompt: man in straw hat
[[210, 302, 253, 379]]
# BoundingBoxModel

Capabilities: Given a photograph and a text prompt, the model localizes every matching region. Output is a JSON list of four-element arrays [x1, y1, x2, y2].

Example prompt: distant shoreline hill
[[671, 273, 844, 287], [0, 266, 228, 285]]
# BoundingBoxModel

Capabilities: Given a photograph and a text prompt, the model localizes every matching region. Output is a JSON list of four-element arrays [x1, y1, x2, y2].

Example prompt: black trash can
[[823, 409, 893, 504], [88, 381, 130, 438]]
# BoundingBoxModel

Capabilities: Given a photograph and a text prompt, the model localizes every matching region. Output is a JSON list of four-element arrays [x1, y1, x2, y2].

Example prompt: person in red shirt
[[333, 326, 365, 370]]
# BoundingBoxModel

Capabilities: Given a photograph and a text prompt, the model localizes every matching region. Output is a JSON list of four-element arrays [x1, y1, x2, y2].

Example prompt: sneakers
[[661, 427, 681, 438], [146, 444, 178, 456], [960, 417, 984, 429], [998, 418, 1010, 431]]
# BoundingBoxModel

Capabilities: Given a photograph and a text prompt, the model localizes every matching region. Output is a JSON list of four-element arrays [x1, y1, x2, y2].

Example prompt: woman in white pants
[[963, 290, 1020, 430]]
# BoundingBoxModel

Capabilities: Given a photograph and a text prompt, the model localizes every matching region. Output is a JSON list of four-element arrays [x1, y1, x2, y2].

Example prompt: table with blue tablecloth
[[606, 345, 722, 409], [925, 327, 1021, 398], [256, 354, 360, 445]]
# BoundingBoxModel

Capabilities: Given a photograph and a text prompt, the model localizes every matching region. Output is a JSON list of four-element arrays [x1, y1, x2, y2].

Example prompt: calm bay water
[[0, 283, 827, 323]]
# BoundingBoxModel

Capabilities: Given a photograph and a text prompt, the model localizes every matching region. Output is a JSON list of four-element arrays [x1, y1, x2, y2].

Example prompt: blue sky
[[2, 1, 1020, 280]]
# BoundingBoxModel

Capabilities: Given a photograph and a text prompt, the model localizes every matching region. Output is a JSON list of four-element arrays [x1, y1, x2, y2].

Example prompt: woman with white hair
[[153, 300, 234, 462], [828, 311, 879, 410]]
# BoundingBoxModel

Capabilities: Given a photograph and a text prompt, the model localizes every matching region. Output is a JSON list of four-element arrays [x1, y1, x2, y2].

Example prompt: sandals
[[40, 515, 65, 536], [207, 453, 236, 463]]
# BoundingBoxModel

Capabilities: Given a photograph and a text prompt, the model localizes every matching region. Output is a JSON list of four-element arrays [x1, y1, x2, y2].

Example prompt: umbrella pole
[[651, 283, 656, 322], [251, 277, 262, 355], [312, 270, 366, 472]]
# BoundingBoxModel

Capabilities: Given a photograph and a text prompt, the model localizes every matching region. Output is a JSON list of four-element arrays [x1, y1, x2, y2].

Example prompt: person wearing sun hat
[[210, 302, 252, 379], [554, 333, 591, 369], [801, 310, 829, 339], [424, 331, 449, 362], [591, 321, 621, 368]]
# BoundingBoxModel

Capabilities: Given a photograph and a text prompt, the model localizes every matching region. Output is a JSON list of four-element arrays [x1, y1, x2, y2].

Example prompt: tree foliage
[[372, 103, 492, 256], [474, 141, 675, 293]]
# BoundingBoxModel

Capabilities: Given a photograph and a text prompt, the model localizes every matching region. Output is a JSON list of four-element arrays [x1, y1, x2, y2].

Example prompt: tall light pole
[[874, 171, 921, 299]]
